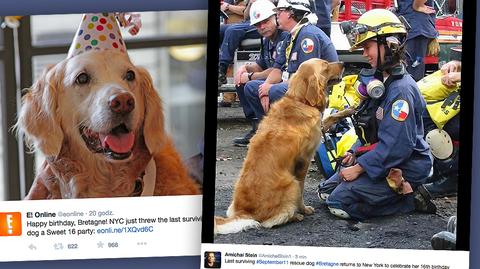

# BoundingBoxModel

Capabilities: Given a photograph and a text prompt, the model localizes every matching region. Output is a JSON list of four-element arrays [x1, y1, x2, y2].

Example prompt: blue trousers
[[244, 80, 288, 120], [320, 172, 415, 220], [406, 36, 430, 81], [219, 24, 229, 47], [236, 83, 255, 120], [219, 21, 260, 66]]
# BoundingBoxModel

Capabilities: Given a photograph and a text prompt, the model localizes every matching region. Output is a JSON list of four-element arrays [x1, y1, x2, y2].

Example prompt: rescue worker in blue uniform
[[244, 0, 338, 126], [219, 0, 261, 86], [232, 0, 289, 146], [318, 9, 433, 220], [396, 0, 438, 81]]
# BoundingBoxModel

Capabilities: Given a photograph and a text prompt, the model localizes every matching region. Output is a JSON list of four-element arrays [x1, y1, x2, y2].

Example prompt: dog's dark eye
[[125, 70, 135, 81], [76, 73, 90, 85]]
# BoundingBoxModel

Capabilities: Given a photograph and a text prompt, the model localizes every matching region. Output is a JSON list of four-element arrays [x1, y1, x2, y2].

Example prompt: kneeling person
[[318, 9, 432, 220]]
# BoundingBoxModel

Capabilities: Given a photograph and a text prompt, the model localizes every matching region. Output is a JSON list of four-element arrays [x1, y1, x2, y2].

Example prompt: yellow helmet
[[343, 9, 407, 51]]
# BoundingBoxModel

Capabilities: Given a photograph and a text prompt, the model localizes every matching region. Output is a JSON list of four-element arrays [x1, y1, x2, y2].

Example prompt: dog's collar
[[130, 171, 145, 197]]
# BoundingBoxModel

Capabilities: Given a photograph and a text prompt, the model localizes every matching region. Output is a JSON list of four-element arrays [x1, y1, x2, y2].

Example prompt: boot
[[233, 120, 258, 147], [218, 92, 235, 107], [413, 185, 437, 214], [317, 176, 340, 201], [218, 64, 228, 87], [423, 175, 458, 198], [431, 231, 456, 250]]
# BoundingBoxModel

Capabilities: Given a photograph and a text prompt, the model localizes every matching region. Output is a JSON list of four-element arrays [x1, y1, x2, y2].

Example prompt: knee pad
[[426, 129, 453, 160]]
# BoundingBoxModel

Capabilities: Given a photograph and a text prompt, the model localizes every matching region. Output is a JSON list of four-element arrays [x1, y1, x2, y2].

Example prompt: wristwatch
[[247, 72, 254, 81]]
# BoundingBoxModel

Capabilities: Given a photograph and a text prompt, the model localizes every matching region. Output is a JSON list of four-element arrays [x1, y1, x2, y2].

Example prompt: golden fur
[[17, 50, 199, 199], [215, 59, 343, 234]]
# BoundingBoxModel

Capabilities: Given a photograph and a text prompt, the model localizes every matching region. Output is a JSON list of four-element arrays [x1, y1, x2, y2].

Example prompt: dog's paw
[[303, 205, 315, 215], [291, 213, 304, 222]]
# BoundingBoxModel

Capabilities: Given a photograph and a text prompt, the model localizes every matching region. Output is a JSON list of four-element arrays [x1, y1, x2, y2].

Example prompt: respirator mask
[[356, 68, 385, 99]]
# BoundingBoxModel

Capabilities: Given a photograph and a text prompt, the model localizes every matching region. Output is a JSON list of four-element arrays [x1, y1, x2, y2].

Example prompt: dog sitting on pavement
[[215, 58, 344, 234]]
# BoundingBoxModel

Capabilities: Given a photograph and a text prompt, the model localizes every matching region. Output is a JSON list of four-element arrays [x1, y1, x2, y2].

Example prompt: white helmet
[[274, 0, 312, 13], [250, 0, 276, 26]]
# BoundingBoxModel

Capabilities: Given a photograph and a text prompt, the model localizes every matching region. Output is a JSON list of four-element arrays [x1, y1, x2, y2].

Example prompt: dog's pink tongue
[[100, 132, 135, 153]]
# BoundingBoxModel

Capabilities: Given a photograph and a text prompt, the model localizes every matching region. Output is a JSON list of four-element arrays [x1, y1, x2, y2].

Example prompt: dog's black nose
[[109, 93, 135, 114]]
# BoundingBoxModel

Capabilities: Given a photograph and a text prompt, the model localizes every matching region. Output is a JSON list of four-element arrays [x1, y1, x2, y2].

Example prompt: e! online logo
[[0, 212, 22, 236]]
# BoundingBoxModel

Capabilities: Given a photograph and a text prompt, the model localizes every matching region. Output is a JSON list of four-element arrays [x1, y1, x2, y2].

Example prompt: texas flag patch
[[301, 38, 314, 53], [391, 100, 409, 121]]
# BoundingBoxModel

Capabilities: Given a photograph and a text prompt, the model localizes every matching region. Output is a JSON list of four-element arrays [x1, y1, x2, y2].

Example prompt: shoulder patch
[[301, 38, 314, 54], [391, 100, 409, 121]]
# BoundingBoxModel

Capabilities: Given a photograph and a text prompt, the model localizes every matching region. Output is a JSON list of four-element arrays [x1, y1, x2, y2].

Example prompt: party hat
[[67, 13, 141, 58]]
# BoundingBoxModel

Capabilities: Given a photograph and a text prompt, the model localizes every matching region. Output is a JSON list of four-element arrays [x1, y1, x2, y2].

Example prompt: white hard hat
[[274, 0, 312, 13], [426, 129, 454, 160], [250, 0, 276, 26]]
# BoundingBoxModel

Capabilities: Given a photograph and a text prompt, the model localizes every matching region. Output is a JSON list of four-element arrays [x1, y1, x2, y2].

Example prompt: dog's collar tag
[[282, 71, 290, 82], [131, 172, 145, 197]]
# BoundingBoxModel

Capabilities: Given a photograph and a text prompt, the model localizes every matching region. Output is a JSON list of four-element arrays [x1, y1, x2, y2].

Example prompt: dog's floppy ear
[[305, 73, 327, 111], [137, 67, 165, 154], [16, 65, 64, 156]]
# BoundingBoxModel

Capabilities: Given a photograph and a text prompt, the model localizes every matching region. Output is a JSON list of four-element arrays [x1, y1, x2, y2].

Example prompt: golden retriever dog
[[17, 50, 200, 199], [215, 58, 343, 234]]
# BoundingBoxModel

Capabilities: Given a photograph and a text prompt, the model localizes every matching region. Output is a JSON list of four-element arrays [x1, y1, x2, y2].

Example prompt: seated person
[[232, 0, 289, 146], [317, 9, 432, 220], [219, 0, 262, 86], [415, 52, 461, 208], [244, 0, 338, 126], [220, 0, 247, 42]]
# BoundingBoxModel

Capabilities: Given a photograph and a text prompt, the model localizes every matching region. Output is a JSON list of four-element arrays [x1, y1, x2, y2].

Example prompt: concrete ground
[[213, 104, 457, 249]]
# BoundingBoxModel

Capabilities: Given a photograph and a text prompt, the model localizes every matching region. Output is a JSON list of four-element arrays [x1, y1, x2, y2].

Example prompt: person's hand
[[259, 83, 272, 112], [341, 152, 356, 166], [234, 65, 247, 86], [239, 73, 250, 85], [441, 61, 460, 75], [415, 4, 435, 14], [258, 82, 271, 97], [339, 164, 364, 181], [261, 95, 270, 113], [441, 72, 461, 87], [221, 2, 230, 12]]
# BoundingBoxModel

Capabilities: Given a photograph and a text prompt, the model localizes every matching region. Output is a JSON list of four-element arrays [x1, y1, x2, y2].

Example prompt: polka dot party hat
[[67, 13, 141, 58]]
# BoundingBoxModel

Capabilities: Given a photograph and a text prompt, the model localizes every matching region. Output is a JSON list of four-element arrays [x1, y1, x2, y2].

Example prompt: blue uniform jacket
[[356, 74, 433, 185], [273, 23, 338, 76], [397, 0, 438, 40], [256, 30, 289, 70]]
